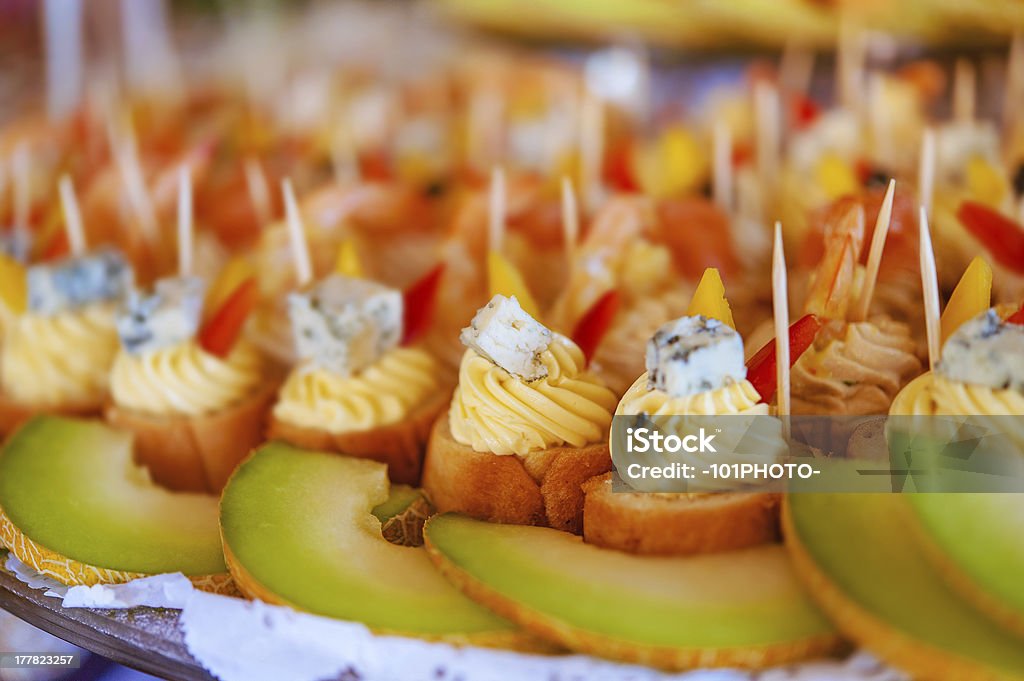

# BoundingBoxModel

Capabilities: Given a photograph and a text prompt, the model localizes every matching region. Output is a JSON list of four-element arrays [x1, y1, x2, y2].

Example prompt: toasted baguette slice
[[422, 414, 612, 534], [582, 474, 780, 556], [267, 391, 448, 486], [0, 392, 98, 441], [105, 384, 277, 494]]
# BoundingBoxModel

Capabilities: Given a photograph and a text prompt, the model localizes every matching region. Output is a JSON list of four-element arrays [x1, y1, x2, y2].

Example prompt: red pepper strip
[[1008, 302, 1024, 325], [604, 139, 639, 192], [198, 277, 258, 358], [402, 264, 446, 346], [41, 232, 69, 261], [571, 289, 621, 365], [790, 93, 821, 129], [956, 201, 1024, 275], [746, 313, 822, 403]]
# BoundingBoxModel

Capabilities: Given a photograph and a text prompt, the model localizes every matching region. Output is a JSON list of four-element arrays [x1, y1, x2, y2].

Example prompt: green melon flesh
[[219, 443, 515, 636], [425, 513, 835, 650], [787, 494, 1024, 676], [0, 416, 225, 575], [906, 493, 1024, 631]]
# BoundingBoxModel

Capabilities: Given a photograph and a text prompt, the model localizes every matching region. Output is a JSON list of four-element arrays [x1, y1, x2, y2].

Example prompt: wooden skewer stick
[[282, 178, 313, 287], [754, 81, 781, 190], [177, 165, 193, 277], [12, 143, 31, 242], [243, 156, 272, 228], [918, 128, 936, 218], [712, 121, 732, 214], [852, 179, 897, 322], [488, 166, 506, 254], [578, 92, 605, 212], [561, 175, 579, 264], [772, 221, 791, 429], [919, 206, 942, 371], [42, 0, 84, 121], [330, 119, 360, 185], [1003, 33, 1024, 139], [953, 58, 976, 124], [113, 125, 160, 243], [779, 41, 815, 99], [57, 175, 86, 257]]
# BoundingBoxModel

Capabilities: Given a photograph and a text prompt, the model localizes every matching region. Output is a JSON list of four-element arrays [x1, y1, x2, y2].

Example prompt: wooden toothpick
[[561, 175, 579, 264], [488, 166, 506, 254], [919, 206, 942, 370], [243, 156, 272, 228], [918, 128, 936, 218], [177, 165, 193, 277], [712, 120, 732, 213], [852, 179, 896, 322], [58, 175, 86, 257], [953, 58, 976, 124], [12, 144, 30, 243], [772, 221, 791, 426], [282, 178, 313, 287], [754, 82, 781, 189], [578, 92, 605, 212]]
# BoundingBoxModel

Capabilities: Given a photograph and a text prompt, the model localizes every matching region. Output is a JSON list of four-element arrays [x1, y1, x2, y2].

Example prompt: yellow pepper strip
[[334, 239, 363, 278], [815, 153, 859, 201], [941, 256, 992, 344], [487, 250, 540, 319], [0, 254, 27, 315], [686, 267, 735, 329], [204, 256, 256, 320]]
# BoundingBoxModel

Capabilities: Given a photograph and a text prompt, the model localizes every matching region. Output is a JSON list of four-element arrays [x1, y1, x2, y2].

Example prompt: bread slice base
[[582, 474, 780, 556], [105, 384, 277, 494], [266, 391, 448, 485], [422, 414, 611, 534]]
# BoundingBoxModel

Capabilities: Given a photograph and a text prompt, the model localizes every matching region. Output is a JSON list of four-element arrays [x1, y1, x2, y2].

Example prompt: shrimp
[[803, 201, 865, 320]]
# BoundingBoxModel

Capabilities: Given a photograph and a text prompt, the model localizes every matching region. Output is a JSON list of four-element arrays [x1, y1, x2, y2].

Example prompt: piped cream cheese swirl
[[110, 340, 263, 416], [1, 304, 119, 409], [792, 318, 922, 415], [273, 346, 442, 433], [891, 372, 1024, 416], [449, 334, 617, 455], [614, 374, 783, 492]]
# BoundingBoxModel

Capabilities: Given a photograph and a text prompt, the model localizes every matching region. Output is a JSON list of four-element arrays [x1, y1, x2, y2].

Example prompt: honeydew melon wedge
[[784, 494, 1024, 680], [904, 493, 1024, 638], [423, 513, 840, 671], [218, 443, 535, 647], [0, 416, 230, 592]]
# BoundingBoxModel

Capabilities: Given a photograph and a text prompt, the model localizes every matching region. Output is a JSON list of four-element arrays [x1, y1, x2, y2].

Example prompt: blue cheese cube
[[117, 276, 206, 355], [460, 295, 552, 381], [646, 315, 746, 397], [937, 309, 1024, 392], [288, 274, 403, 376], [27, 248, 133, 316]]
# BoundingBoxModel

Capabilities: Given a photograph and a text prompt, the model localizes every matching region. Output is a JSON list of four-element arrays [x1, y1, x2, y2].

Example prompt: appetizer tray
[[0, 552, 906, 681], [0, 558, 211, 681]]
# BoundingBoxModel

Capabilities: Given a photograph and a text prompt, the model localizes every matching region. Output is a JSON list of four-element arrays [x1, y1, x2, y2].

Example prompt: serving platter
[[0, 557, 211, 681]]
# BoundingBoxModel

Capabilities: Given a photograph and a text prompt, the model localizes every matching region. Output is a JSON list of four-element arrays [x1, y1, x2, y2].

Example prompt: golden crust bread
[[422, 414, 612, 534], [105, 384, 278, 494], [582, 474, 781, 556], [0, 392, 99, 441], [266, 391, 448, 486]]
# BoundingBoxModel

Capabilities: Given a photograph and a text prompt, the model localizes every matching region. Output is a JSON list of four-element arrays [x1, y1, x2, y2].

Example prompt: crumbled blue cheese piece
[[646, 315, 746, 397], [117, 276, 206, 355], [288, 274, 403, 376], [460, 294, 552, 381], [27, 248, 133, 316], [937, 309, 1024, 392]]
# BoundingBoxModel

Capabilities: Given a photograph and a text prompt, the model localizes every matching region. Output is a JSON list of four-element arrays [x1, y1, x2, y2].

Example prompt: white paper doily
[[5, 555, 905, 681]]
